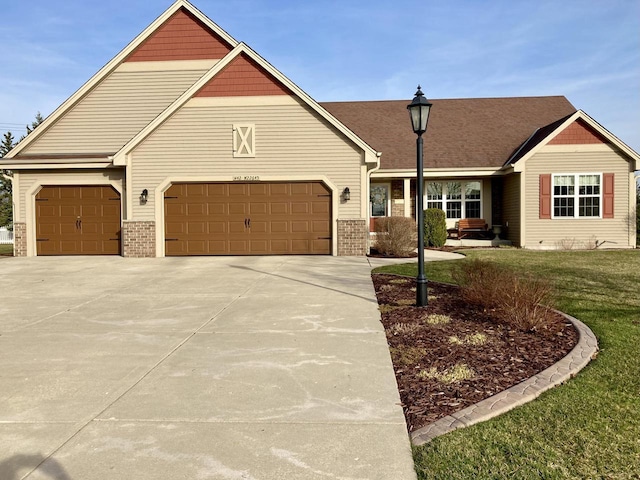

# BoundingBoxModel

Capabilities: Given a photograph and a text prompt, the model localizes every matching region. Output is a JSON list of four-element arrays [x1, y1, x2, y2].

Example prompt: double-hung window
[[553, 174, 601, 218]]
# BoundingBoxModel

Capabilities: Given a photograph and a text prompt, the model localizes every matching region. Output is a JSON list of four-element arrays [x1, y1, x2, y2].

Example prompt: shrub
[[424, 208, 447, 247], [452, 259, 556, 332], [374, 216, 417, 257]]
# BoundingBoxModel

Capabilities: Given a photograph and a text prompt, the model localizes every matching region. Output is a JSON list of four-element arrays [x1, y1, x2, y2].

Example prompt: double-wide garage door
[[36, 186, 121, 255], [164, 182, 331, 255]]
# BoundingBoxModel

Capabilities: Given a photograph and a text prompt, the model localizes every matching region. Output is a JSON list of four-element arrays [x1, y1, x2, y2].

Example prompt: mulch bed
[[372, 274, 579, 432]]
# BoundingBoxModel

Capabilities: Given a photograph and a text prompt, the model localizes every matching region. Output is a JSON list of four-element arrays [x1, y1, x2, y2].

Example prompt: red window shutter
[[539, 174, 552, 219], [602, 173, 614, 218]]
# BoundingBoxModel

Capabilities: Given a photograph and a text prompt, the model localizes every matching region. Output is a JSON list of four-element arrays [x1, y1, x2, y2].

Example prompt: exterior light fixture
[[140, 189, 149, 204], [407, 86, 433, 307], [342, 187, 351, 201]]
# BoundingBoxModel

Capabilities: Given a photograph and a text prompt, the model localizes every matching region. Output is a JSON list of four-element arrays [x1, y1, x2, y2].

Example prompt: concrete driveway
[[0, 256, 418, 479]]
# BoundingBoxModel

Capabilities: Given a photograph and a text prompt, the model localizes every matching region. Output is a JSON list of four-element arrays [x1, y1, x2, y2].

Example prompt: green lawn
[[374, 249, 640, 479], [0, 244, 13, 255]]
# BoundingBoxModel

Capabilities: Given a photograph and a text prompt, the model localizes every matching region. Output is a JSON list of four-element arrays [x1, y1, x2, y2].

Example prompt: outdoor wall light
[[342, 187, 351, 201], [140, 189, 149, 204]]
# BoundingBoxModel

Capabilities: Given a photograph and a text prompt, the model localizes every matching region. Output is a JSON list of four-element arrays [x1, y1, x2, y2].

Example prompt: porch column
[[403, 178, 411, 217]]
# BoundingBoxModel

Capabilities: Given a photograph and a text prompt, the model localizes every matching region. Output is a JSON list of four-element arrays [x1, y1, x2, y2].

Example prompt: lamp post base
[[416, 277, 428, 307]]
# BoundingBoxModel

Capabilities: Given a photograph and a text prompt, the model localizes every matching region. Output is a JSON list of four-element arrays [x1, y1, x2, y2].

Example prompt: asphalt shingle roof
[[321, 96, 576, 170]]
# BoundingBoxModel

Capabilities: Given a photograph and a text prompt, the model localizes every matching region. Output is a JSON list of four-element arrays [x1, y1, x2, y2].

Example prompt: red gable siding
[[125, 8, 232, 62], [548, 119, 609, 145], [196, 53, 291, 97]]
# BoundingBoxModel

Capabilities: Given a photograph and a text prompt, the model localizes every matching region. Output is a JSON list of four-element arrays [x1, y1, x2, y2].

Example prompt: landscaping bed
[[372, 273, 578, 432]]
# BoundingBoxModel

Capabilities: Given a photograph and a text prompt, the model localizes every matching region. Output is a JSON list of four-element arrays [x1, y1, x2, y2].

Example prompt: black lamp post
[[407, 86, 432, 307]]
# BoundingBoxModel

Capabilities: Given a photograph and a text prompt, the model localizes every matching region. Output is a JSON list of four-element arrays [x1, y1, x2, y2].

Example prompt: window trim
[[425, 180, 483, 220], [551, 173, 603, 219]]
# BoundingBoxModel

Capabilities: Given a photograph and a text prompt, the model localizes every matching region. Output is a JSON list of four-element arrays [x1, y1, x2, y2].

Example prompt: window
[[370, 184, 390, 217], [553, 174, 601, 218], [426, 181, 482, 219], [233, 124, 255, 157], [426, 182, 442, 210]]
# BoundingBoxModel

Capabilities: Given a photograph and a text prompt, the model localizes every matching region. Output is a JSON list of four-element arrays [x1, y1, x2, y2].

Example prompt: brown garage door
[[164, 182, 331, 255], [36, 186, 121, 255]]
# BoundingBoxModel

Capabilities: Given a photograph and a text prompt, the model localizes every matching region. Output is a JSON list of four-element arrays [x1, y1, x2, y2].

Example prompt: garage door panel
[[269, 184, 288, 195], [36, 186, 121, 256], [250, 221, 267, 233], [270, 203, 288, 214], [312, 202, 330, 214], [228, 203, 247, 215], [165, 182, 331, 256], [166, 203, 185, 216], [186, 184, 206, 196], [312, 221, 330, 233], [229, 240, 249, 254], [249, 202, 267, 214], [187, 222, 206, 234], [249, 184, 268, 196], [291, 203, 309, 214], [186, 203, 205, 215], [291, 221, 309, 233], [229, 184, 248, 196], [290, 184, 309, 195], [270, 221, 288, 233]]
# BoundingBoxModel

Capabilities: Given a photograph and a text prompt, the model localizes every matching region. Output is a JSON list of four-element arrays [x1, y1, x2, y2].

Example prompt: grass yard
[[0, 244, 13, 255], [374, 249, 640, 479]]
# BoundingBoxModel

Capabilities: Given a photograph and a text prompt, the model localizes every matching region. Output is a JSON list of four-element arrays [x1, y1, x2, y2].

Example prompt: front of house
[[1, 0, 637, 257]]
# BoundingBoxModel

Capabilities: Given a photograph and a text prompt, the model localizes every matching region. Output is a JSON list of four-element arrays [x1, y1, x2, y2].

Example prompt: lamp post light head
[[407, 85, 432, 136]]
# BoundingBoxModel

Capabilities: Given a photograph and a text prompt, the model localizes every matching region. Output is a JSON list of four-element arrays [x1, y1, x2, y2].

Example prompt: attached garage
[[164, 182, 331, 255], [35, 186, 122, 255]]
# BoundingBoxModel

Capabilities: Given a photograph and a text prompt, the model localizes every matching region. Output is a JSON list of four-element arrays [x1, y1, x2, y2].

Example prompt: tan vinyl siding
[[24, 68, 209, 155], [130, 99, 364, 220], [17, 170, 124, 222], [524, 146, 633, 248], [503, 173, 521, 246]]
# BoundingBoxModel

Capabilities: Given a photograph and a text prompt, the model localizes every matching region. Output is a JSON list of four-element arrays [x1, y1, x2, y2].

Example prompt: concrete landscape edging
[[411, 311, 599, 445]]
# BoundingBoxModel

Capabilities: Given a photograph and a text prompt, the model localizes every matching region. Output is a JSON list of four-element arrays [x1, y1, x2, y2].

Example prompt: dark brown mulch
[[372, 274, 579, 432]]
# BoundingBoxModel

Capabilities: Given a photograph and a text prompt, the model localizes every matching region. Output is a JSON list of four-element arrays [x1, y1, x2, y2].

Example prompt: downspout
[[1, 171, 14, 229], [364, 152, 383, 251]]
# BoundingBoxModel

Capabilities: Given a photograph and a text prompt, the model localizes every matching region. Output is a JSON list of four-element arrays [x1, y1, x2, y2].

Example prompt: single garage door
[[164, 182, 331, 255], [36, 186, 121, 255]]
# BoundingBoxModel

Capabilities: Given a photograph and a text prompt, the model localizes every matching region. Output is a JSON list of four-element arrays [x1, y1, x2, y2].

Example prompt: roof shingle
[[321, 96, 576, 170]]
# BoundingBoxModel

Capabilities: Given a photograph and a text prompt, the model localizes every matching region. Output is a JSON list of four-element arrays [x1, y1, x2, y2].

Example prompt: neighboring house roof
[[321, 96, 577, 170]]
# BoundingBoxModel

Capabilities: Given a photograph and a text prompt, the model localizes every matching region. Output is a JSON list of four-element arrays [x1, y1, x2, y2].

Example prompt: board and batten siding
[[129, 98, 365, 220], [502, 173, 522, 247], [24, 66, 212, 155], [524, 146, 633, 248]]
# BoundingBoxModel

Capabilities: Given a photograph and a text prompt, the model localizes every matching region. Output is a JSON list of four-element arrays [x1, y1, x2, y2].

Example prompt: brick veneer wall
[[122, 221, 156, 257], [391, 180, 404, 217], [337, 219, 368, 256], [13, 222, 27, 257]]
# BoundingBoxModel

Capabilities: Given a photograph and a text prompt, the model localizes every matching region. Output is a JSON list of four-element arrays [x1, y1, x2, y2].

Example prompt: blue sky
[[1, 0, 639, 154]]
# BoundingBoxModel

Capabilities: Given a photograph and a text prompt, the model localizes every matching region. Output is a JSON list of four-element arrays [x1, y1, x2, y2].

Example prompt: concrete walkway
[[0, 256, 422, 480]]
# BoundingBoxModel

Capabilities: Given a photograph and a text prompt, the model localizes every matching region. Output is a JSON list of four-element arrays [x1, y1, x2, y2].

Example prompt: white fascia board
[[0, 162, 114, 170], [5, 0, 238, 160], [370, 167, 505, 178], [114, 43, 381, 166], [511, 110, 640, 173]]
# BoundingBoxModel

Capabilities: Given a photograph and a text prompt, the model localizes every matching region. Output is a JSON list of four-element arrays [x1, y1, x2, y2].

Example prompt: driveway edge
[[410, 311, 599, 446]]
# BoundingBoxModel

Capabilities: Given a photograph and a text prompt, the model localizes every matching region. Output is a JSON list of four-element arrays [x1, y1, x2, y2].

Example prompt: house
[[1, 0, 637, 257]]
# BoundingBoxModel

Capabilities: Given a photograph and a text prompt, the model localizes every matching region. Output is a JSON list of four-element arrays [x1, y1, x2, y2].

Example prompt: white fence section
[[0, 227, 13, 244]]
